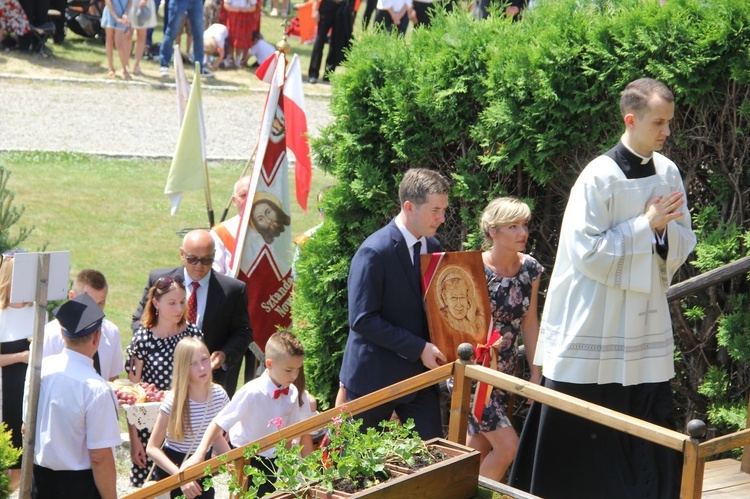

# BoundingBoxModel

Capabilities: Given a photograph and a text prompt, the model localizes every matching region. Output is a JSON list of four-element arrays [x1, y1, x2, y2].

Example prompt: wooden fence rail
[[122, 249, 750, 499], [123, 354, 749, 499]]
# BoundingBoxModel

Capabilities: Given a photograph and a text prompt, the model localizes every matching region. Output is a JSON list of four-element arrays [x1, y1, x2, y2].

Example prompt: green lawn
[[1, 151, 334, 347]]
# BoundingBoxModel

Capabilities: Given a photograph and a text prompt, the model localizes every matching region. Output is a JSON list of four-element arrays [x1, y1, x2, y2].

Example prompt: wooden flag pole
[[19, 253, 51, 497], [203, 157, 214, 228]]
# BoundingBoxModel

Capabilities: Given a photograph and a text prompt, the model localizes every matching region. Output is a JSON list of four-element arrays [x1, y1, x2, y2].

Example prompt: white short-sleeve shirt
[[214, 371, 302, 457], [203, 23, 229, 48], [32, 349, 121, 470]]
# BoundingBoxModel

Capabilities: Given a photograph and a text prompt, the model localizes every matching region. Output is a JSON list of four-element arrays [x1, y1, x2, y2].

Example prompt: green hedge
[[294, 0, 750, 442]]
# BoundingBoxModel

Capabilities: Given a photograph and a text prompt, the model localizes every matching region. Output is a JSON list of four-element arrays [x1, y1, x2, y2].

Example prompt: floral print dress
[[0, 0, 30, 37], [468, 254, 543, 435]]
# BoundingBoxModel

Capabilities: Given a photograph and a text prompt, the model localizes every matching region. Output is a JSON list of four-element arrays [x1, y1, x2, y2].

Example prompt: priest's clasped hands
[[645, 190, 686, 234]]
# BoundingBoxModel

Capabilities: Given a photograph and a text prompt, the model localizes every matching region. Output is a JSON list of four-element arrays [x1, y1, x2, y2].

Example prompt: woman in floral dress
[[468, 197, 543, 481], [125, 275, 203, 487], [0, 0, 29, 47]]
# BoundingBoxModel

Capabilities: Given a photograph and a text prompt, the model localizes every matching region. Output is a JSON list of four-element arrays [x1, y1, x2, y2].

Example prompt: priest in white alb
[[509, 78, 696, 499]]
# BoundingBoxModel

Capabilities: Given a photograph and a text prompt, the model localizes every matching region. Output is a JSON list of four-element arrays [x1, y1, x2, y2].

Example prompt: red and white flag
[[230, 52, 294, 352], [283, 55, 312, 212]]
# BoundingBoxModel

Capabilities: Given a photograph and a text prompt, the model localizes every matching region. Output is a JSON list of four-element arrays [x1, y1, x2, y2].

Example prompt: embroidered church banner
[[230, 53, 293, 353], [421, 250, 492, 363]]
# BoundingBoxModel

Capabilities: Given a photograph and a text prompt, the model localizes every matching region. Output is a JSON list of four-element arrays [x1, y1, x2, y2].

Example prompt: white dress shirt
[[395, 215, 426, 265], [32, 349, 121, 470], [184, 270, 211, 330], [214, 371, 303, 457]]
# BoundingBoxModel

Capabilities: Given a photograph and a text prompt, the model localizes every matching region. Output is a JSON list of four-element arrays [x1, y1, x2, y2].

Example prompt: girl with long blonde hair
[[147, 337, 229, 498]]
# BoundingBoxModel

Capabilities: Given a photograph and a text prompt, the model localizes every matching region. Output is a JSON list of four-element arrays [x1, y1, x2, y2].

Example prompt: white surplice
[[535, 151, 696, 386]]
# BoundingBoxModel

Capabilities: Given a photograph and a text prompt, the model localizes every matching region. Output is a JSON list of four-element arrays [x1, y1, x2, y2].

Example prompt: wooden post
[[18, 253, 51, 497], [447, 343, 474, 445], [236, 454, 248, 498], [681, 419, 707, 499], [741, 394, 750, 473]]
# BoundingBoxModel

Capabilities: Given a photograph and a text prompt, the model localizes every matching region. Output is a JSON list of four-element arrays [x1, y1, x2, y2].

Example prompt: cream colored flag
[[164, 63, 206, 214], [174, 43, 190, 124]]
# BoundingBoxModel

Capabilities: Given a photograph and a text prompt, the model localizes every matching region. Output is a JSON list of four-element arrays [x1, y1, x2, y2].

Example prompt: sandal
[[106, 68, 116, 77], [133, 66, 143, 76], [121, 69, 132, 81]]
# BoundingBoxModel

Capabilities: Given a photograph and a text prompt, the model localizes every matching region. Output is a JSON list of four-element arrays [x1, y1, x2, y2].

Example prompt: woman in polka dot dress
[[125, 275, 203, 487]]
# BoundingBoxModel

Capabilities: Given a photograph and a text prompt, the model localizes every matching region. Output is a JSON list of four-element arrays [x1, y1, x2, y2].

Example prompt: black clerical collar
[[621, 140, 653, 165], [604, 141, 656, 179]]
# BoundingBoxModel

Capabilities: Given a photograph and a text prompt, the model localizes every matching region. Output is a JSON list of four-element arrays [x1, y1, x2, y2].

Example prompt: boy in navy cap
[[29, 293, 121, 499]]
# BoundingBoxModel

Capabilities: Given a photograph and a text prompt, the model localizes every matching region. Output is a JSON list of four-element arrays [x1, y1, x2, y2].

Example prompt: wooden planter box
[[308, 438, 480, 499]]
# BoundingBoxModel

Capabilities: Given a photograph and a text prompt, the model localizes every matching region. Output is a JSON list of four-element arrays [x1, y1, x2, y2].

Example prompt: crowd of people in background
[[0, 0, 534, 81]]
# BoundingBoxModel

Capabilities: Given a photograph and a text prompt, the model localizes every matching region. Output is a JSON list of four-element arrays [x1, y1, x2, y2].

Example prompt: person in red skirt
[[224, 0, 260, 68]]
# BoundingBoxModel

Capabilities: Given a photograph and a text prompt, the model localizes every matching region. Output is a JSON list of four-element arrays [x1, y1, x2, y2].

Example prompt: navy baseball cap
[[54, 292, 105, 338]]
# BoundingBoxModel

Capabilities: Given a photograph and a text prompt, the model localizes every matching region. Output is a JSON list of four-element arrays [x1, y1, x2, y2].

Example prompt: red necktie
[[188, 281, 199, 324], [273, 386, 289, 399]]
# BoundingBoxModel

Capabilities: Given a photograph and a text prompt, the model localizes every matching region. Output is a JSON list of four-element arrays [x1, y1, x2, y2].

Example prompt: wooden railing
[[123, 354, 748, 499], [125, 256, 750, 499]]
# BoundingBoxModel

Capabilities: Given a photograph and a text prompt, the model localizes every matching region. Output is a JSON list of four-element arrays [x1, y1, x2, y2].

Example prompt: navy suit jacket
[[340, 219, 441, 395], [131, 266, 252, 385]]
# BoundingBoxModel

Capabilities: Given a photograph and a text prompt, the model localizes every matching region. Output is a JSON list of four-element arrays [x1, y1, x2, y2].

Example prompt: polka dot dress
[[125, 322, 203, 487]]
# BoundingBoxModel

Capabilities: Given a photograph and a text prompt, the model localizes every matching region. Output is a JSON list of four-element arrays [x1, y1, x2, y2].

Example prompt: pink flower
[[332, 416, 343, 426], [267, 417, 284, 430], [227, 463, 235, 473]]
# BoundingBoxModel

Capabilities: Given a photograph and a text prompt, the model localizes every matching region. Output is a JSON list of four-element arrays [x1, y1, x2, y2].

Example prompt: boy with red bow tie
[[184, 330, 305, 496]]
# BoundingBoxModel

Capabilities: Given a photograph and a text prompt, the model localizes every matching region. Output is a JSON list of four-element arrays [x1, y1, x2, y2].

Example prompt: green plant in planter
[[0, 422, 22, 497], [203, 414, 434, 498]]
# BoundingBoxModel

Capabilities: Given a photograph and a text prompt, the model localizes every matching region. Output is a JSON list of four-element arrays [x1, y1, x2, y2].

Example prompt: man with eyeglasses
[[131, 229, 252, 396]]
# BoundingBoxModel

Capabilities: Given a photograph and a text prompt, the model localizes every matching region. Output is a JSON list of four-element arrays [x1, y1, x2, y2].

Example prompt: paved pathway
[[0, 74, 332, 161]]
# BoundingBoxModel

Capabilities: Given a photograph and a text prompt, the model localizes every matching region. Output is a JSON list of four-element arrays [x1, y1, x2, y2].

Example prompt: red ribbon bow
[[472, 330, 502, 422], [273, 386, 290, 399]]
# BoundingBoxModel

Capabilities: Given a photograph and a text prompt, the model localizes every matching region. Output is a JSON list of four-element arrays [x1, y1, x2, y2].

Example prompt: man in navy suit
[[131, 230, 252, 395], [340, 168, 451, 439]]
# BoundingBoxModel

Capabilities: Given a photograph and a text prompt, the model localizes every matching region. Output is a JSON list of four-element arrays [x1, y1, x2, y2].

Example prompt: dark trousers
[[224, 348, 257, 398], [412, 1, 436, 27], [32, 465, 101, 499], [373, 9, 409, 35], [2, 338, 29, 469], [18, 0, 50, 49], [308, 0, 351, 79], [347, 384, 442, 440], [48, 0, 66, 42], [18, 0, 49, 26], [248, 456, 277, 497], [361, 0, 376, 28], [153, 447, 215, 498]]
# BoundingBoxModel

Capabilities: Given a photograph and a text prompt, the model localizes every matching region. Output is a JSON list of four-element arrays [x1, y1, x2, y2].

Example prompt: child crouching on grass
[[182, 330, 306, 497], [147, 337, 230, 498]]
